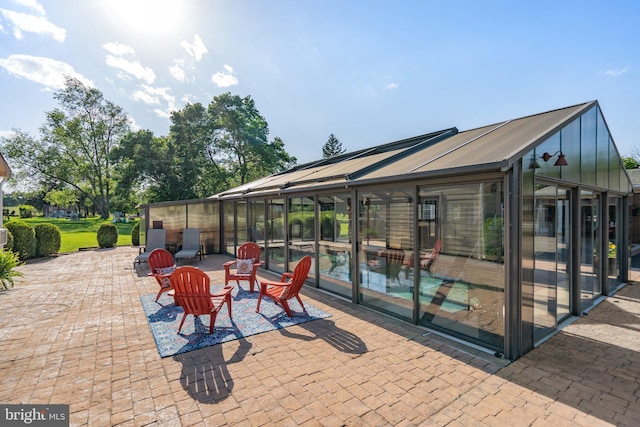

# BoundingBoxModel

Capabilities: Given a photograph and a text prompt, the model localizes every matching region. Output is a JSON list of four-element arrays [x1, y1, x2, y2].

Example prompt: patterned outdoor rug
[[141, 286, 331, 357]]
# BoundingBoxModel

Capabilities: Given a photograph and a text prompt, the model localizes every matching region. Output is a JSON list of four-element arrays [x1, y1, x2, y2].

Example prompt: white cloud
[[103, 42, 136, 57], [131, 85, 176, 119], [181, 34, 208, 61], [211, 64, 238, 87], [102, 42, 155, 84], [602, 67, 629, 77], [386, 82, 399, 90], [153, 108, 171, 119], [169, 59, 186, 82], [0, 8, 65, 41], [11, 0, 45, 15], [0, 130, 17, 139], [0, 54, 93, 89], [128, 117, 141, 132]]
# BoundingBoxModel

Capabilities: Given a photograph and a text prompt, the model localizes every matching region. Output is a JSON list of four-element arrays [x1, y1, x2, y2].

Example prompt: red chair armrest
[[278, 272, 294, 282], [260, 278, 292, 288], [212, 285, 234, 297]]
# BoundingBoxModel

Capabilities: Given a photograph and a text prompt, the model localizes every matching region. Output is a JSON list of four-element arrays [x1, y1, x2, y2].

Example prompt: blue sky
[[1, 0, 639, 166]]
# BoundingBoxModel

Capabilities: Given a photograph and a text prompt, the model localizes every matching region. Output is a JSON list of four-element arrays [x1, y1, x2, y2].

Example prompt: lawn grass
[[7, 216, 138, 253]]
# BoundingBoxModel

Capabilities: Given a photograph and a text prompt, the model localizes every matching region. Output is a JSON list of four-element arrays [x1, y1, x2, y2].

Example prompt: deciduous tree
[[1, 77, 130, 218]]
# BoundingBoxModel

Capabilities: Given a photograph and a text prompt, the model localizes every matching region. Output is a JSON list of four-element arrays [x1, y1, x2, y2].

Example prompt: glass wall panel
[[223, 201, 235, 255], [561, 119, 581, 183], [521, 155, 536, 352], [417, 182, 504, 350], [267, 198, 285, 274], [139, 210, 147, 246], [533, 184, 557, 337], [532, 184, 571, 338], [358, 187, 414, 322], [318, 194, 352, 298], [187, 201, 220, 254], [580, 191, 600, 309], [288, 196, 316, 280], [236, 201, 247, 246], [248, 200, 265, 263], [608, 197, 622, 289], [581, 107, 597, 186], [596, 109, 609, 188], [556, 188, 571, 322], [149, 204, 186, 254], [609, 138, 621, 192], [535, 132, 561, 179]]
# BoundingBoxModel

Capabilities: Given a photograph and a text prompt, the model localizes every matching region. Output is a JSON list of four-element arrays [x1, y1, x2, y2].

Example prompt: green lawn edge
[[6, 217, 138, 253]]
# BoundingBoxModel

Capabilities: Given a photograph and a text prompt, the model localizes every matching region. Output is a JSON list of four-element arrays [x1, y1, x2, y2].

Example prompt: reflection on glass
[[223, 201, 235, 255], [561, 119, 580, 183], [580, 191, 599, 309], [609, 138, 621, 192], [535, 132, 561, 179], [150, 204, 186, 252], [581, 107, 597, 186], [533, 184, 557, 335], [318, 193, 352, 298], [288, 196, 316, 279], [188, 201, 220, 254], [236, 201, 247, 246], [358, 187, 414, 322], [608, 197, 621, 289], [416, 182, 504, 350], [248, 200, 265, 262], [267, 198, 285, 274], [556, 188, 570, 322], [596, 109, 609, 188]]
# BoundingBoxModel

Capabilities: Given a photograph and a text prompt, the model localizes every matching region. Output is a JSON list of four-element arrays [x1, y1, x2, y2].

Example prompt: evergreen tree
[[322, 134, 346, 159]]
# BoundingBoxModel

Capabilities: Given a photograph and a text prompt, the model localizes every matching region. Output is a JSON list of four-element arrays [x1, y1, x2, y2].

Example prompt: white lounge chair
[[175, 228, 203, 263], [134, 229, 167, 267]]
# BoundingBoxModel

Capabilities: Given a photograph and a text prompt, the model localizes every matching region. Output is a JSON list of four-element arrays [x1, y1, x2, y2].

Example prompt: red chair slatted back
[[148, 248, 174, 272], [280, 256, 311, 300], [170, 266, 213, 317], [237, 242, 261, 263]]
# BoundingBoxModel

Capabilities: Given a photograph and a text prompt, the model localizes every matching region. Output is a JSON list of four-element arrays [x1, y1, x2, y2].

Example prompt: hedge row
[[5, 221, 62, 260]]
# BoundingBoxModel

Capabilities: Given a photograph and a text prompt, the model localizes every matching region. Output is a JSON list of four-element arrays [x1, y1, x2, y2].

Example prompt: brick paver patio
[[1, 246, 639, 426]]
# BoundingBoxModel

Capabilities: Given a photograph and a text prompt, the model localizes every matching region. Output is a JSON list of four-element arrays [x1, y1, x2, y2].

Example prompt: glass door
[[580, 191, 600, 309], [533, 184, 572, 339]]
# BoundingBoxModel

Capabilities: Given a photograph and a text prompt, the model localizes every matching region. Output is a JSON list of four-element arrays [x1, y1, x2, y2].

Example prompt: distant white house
[[43, 204, 79, 219]]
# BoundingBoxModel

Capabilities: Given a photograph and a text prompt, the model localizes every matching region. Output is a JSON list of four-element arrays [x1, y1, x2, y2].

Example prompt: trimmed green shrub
[[303, 217, 315, 239], [0, 250, 23, 290], [483, 216, 504, 260], [5, 221, 36, 260], [131, 222, 140, 246], [97, 223, 118, 248], [320, 216, 335, 240], [6, 228, 13, 252], [35, 223, 61, 257]]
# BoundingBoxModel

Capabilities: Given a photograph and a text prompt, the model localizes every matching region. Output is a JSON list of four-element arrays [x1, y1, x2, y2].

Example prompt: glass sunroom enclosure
[[140, 101, 632, 361]]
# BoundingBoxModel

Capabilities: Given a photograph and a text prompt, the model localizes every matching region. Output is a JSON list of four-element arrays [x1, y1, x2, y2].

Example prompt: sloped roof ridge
[[459, 100, 596, 134], [283, 127, 457, 174]]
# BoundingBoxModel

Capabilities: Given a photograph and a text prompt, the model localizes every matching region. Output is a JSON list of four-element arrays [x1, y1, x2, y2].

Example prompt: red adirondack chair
[[224, 242, 263, 293], [404, 240, 442, 279], [256, 255, 312, 317], [169, 266, 233, 334], [148, 248, 176, 302]]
